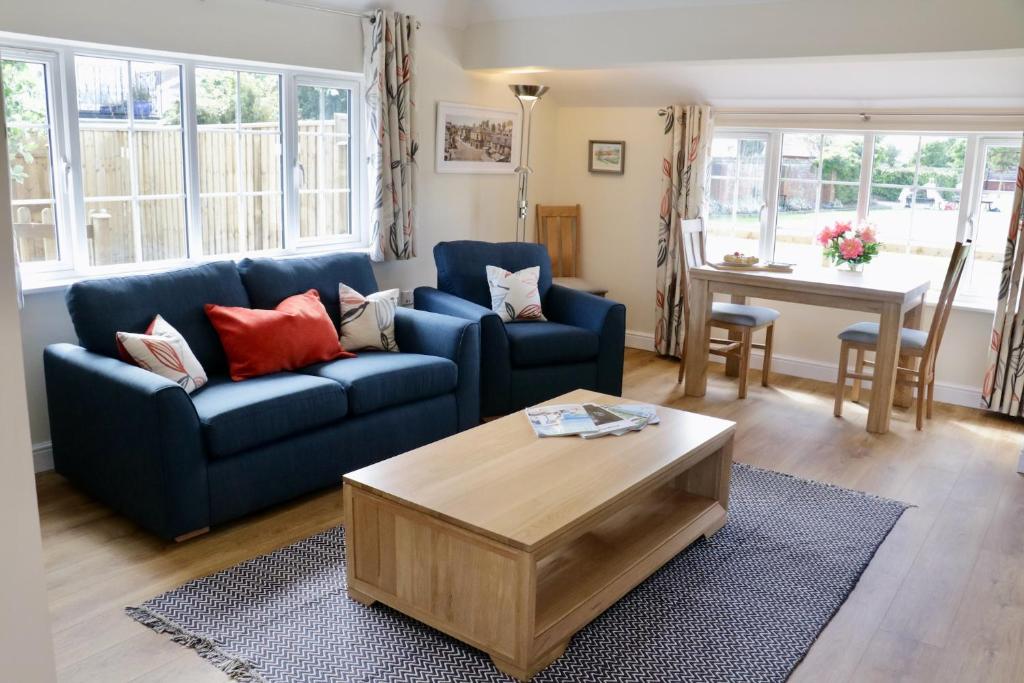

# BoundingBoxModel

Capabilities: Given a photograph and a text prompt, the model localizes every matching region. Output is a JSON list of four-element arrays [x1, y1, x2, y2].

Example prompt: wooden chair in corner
[[675, 218, 779, 399], [833, 240, 972, 430], [535, 204, 608, 297]]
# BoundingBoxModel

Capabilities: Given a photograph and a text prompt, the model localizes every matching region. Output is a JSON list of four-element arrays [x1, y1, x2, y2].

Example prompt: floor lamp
[[510, 84, 549, 242]]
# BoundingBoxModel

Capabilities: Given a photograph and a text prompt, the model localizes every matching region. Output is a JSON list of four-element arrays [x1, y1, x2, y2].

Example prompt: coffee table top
[[344, 389, 735, 552]]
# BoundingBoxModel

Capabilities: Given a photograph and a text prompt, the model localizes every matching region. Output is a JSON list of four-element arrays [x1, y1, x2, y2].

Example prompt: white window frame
[[710, 126, 1020, 308], [73, 52, 190, 269], [705, 130, 771, 260], [290, 75, 364, 250], [192, 64, 285, 259], [1, 47, 75, 275], [0, 32, 366, 290]]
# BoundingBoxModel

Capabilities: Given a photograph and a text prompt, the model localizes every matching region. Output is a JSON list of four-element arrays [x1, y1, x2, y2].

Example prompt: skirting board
[[33, 441, 53, 473], [624, 329, 983, 410]]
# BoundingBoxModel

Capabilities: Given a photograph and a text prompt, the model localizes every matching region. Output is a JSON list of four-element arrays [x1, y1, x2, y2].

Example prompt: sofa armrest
[[545, 285, 627, 396], [44, 343, 209, 540], [414, 287, 493, 322], [414, 287, 511, 416], [394, 307, 480, 430]]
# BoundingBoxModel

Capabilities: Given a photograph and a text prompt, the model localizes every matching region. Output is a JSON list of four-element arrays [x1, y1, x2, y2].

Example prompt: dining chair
[[675, 218, 779, 399], [833, 240, 972, 430]]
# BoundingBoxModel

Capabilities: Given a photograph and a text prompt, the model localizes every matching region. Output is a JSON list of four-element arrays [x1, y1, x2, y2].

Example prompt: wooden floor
[[38, 349, 1024, 682]]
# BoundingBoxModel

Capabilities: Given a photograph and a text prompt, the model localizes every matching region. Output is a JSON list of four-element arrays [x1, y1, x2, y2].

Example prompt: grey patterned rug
[[127, 464, 908, 682]]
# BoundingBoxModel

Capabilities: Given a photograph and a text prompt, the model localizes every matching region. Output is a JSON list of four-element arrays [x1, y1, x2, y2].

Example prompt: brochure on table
[[525, 403, 660, 439]]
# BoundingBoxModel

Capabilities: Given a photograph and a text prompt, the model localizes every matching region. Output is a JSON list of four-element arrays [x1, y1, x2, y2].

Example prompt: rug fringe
[[125, 606, 266, 682]]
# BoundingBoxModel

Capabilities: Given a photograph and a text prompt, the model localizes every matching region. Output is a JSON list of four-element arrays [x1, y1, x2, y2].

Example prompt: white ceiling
[[312, 0, 786, 28], [486, 51, 1024, 109]]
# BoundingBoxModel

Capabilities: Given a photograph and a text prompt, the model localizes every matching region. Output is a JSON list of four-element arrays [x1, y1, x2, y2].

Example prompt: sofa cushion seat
[[505, 321, 600, 368], [301, 352, 457, 415], [192, 373, 348, 459]]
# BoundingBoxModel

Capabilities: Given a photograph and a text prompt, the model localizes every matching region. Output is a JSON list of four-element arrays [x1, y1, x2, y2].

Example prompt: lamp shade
[[509, 84, 549, 101]]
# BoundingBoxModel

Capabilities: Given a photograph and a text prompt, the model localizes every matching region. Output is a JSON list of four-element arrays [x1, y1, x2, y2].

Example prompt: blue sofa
[[415, 241, 626, 416], [44, 252, 480, 540]]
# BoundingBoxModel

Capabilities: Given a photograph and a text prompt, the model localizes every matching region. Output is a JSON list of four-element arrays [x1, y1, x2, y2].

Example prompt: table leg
[[684, 280, 712, 397], [866, 302, 903, 434], [725, 294, 746, 377], [894, 296, 924, 408]]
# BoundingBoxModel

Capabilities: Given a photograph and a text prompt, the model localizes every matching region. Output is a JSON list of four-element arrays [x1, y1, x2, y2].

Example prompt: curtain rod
[[717, 110, 1024, 120], [262, 0, 370, 18]]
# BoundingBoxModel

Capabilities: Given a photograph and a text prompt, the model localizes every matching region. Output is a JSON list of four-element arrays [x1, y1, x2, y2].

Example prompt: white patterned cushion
[[116, 315, 208, 394], [338, 284, 400, 351], [486, 265, 546, 323]]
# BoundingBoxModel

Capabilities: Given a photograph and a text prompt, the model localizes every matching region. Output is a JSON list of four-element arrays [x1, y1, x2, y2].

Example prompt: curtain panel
[[363, 10, 418, 262], [983, 142, 1024, 416], [655, 105, 713, 357]]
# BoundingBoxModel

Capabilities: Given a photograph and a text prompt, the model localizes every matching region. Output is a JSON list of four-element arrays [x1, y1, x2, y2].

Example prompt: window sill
[[20, 243, 372, 296]]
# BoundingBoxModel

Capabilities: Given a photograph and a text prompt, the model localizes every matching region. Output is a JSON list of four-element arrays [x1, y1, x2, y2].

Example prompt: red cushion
[[205, 290, 356, 381]]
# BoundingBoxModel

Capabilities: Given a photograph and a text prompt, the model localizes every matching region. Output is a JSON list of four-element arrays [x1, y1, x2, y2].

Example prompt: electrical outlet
[[399, 289, 414, 307]]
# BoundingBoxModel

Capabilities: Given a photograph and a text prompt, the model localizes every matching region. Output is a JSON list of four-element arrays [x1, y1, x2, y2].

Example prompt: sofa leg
[[174, 527, 210, 543]]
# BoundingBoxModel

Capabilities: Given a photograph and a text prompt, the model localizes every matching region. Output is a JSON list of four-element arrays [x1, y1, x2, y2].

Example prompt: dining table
[[683, 264, 931, 434]]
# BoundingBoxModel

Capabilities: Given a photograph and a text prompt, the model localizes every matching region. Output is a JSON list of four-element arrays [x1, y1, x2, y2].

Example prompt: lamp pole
[[510, 84, 549, 242]]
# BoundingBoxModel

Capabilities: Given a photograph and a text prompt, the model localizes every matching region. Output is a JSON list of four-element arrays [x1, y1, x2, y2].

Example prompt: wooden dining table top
[[690, 264, 931, 306]]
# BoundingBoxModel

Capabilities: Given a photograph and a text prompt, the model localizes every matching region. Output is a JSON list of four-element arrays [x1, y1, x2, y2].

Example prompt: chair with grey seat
[[833, 240, 972, 430], [675, 218, 780, 399]]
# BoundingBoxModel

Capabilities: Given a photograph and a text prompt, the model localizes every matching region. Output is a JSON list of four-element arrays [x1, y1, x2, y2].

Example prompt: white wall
[[7, 5, 555, 466], [0, 81, 57, 682], [549, 105, 995, 400]]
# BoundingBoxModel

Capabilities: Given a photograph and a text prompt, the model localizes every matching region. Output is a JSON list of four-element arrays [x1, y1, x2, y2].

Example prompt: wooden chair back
[[535, 205, 581, 278], [680, 218, 707, 269], [923, 240, 972, 366]]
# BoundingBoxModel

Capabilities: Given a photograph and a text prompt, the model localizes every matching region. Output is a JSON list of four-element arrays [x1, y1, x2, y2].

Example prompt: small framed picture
[[588, 140, 625, 174], [436, 102, 522, 174]]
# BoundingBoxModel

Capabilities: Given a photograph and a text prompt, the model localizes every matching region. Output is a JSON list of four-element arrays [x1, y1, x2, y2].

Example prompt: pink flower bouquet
[[817, 220, 881, 271]]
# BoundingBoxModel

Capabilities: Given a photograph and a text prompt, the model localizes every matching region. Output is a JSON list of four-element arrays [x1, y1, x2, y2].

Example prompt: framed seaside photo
[[588, 140, 625, 174], [436, 102, 521, 174]]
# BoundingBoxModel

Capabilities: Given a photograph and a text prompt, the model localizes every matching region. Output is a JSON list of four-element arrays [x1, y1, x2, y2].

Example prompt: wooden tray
[[710, 262, 794, 273]]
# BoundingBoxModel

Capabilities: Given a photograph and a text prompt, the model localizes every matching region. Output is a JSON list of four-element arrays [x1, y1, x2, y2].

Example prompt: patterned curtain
[[363, 10, 418, 262], [983, 142, 1024, 415], [655, 105, 713, 357]]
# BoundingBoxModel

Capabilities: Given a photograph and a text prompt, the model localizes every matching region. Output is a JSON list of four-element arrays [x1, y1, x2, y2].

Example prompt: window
[[196, 68, 283, 255], [0, 37, 364, 286], [75, 56, 186, 265], [706, 134, 766, 259], [3, 52, 67, 267], [867, 134, 967, 290], [966, 139, 1021, 298], [775, 133, 862, 267], [297, 83, 353, 244], [705, 127, 1023, 306]]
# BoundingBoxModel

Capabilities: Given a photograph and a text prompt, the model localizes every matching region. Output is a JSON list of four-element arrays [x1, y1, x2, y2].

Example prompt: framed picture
[[436, 102, 521, 174], [588, 140, 626, 174]]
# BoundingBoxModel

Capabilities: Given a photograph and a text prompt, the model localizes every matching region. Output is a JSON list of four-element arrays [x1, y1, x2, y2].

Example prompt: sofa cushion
[[192, 373, 348, 459], [300, 352, 457, 415], [505, 321, 600, 367], [434, 241, 553, 309], [205, 290, 355, 380], [238, 252, 379, 330], [66, 260, 249, 374]]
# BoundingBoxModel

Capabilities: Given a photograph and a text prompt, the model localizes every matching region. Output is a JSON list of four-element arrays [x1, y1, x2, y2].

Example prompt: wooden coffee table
[[343, 389, 735, 680]]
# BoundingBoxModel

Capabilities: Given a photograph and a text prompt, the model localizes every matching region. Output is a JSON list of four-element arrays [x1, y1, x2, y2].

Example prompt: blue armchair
[[415, 240, 626, 416]]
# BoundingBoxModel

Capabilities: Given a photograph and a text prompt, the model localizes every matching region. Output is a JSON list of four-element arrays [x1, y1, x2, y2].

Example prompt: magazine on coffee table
[[525, 403, 659, 439]]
